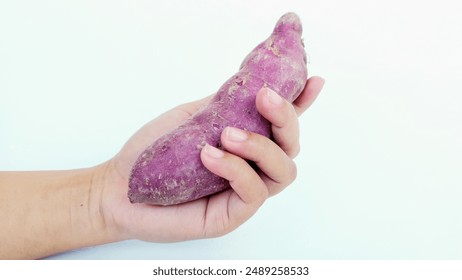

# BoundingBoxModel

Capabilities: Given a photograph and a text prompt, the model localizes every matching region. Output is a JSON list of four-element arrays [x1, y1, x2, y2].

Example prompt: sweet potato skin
[[128, 13, 308, 205]]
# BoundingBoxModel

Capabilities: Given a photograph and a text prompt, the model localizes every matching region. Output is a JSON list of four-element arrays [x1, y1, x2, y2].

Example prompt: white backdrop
[[1, 0, 461, 259]]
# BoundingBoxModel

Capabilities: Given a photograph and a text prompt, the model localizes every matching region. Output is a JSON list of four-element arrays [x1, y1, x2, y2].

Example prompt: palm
[[102, 95, 242, 241]]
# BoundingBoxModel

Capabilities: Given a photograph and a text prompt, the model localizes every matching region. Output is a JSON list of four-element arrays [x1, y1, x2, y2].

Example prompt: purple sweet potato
[[128, 12, 308, 205]]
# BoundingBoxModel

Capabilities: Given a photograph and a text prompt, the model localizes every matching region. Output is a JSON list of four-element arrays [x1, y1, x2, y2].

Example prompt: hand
[[97, 76, 325, 242]]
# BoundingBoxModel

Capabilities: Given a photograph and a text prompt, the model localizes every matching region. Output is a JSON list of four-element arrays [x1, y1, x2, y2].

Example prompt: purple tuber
[[128, 12, 308, 205]]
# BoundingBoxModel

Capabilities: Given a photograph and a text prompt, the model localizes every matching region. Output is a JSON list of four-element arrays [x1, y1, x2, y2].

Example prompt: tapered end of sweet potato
[[274, 12, 303, 35], [239, 12, 307, 103]]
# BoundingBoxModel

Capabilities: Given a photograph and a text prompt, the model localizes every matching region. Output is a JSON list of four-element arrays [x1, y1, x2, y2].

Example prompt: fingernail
[[225, 127, 248, 142], [265, 88, 284, 106], [203, 143, 224, 158]]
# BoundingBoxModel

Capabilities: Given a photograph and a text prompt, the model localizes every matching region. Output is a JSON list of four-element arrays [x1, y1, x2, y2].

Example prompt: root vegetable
[[128, 12, 308, 205]]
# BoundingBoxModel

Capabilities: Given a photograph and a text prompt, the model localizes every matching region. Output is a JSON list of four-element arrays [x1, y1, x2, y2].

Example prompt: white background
[[1, 0, 461, 259]]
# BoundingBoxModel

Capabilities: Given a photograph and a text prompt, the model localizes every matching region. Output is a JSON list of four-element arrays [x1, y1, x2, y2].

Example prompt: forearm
[[0, 164, 115, 259]]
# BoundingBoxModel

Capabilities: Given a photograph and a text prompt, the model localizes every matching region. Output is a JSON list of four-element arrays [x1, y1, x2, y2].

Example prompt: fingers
[[198, 77, 324, 233], [201, 127, 296, 199], [293, 76, 325, 116], [199, 131, 295, 236], [220, 127, 297, 196], [255, 76, 325, 158], [200, 143, 269, 206], [200, 77, 325, 200], [256, 87, 301, 158]]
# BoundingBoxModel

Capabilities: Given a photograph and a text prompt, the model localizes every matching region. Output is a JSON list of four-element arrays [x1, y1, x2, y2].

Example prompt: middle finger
[[221, 127, 297, 196]]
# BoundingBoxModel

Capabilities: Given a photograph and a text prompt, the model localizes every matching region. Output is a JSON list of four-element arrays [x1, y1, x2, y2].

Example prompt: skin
[[0, 76, 324, 259]]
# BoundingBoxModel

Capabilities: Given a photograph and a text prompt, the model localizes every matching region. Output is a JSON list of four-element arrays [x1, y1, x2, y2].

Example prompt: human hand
[[97, 76, 325, 243]]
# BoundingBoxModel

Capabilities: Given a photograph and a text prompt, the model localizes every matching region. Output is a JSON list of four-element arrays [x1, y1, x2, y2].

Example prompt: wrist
[[55, 165, 119, 255], [85, 161, 125, 243], [92, 159, 133, 242]]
